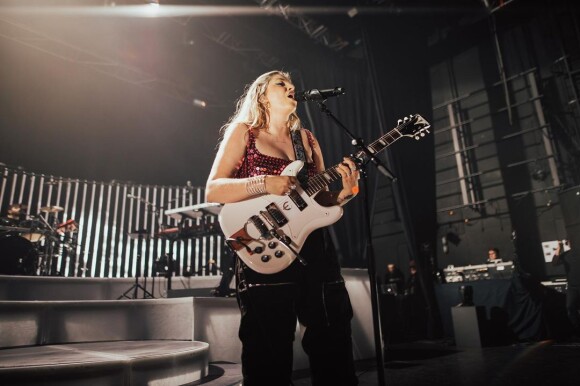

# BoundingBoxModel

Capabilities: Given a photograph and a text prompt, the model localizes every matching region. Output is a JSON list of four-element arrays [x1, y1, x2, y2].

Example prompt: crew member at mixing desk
[[487, 247, 502, 263]]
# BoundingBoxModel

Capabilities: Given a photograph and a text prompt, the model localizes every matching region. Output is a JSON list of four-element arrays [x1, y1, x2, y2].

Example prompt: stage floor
[[292, 339, 580, 386]]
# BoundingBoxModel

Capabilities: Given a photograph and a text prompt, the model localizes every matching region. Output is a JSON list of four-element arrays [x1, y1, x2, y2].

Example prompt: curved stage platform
[[0, 269, 374, 385]]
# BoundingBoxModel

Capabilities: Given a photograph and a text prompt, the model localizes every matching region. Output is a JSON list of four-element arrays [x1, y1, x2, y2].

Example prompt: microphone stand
[[316, 100, 396, 386]]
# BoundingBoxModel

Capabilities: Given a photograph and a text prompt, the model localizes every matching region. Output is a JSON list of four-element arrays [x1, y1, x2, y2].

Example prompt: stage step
[[0, 298, 194, 348], [0, 340, 209, 386]]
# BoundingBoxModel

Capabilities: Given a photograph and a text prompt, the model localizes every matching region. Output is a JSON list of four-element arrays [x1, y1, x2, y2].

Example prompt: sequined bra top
[[235, 129, 319, 179]]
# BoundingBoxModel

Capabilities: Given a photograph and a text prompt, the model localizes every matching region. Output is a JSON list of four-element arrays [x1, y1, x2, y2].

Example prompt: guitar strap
[[291, 129, 309, 186]]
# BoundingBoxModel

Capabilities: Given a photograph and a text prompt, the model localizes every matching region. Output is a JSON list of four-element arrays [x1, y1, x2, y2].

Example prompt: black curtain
[[361, 15, 440, 337], [290, 50, 383, 267]]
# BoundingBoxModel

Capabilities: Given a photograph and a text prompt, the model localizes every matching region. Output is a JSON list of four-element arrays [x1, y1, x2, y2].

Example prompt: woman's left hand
[[336, 157, 359, 200]]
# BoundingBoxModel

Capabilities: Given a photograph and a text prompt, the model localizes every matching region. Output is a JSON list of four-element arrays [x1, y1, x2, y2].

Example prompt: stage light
[[193, 99, 207, 109]]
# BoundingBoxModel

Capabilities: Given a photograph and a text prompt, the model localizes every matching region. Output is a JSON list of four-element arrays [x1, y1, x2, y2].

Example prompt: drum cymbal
[[40, 205, 64, 213]]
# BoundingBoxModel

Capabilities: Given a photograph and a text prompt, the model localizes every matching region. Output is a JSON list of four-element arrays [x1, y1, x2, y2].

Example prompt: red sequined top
[[235, 129, 319, 179]]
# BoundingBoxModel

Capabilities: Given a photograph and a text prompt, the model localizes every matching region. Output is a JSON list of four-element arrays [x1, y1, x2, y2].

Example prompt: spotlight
[[193, 99, 207, 109]]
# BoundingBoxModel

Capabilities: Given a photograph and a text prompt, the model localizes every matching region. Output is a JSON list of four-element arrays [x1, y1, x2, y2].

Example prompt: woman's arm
[[205, 123, 298, 203]]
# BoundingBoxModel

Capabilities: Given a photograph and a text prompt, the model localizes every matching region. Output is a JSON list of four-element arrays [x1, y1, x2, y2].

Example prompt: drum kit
[[0, 203, 78, 276]]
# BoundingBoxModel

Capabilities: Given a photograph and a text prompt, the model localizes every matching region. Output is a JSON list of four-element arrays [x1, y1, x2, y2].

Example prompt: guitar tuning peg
[[414, 136, 420, 140], [420, 133, 425, 137]]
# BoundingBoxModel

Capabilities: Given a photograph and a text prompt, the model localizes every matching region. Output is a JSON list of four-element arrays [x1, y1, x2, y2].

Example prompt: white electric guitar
[[218, 114, 431, 274]]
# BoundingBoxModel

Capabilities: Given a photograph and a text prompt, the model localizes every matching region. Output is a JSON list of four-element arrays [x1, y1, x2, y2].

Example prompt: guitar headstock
[[396, 114, 431, 140]]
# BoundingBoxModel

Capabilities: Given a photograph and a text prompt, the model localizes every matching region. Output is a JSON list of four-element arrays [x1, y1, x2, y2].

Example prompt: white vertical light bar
[[45, 177, 53, 212], [77, 182, 88, 277], [36, 175, 45, 216], [99, 183, 112, 277], [8, 170, 17, 207], [87, 183, 98, 277], [118, 185, 128, 277], [134, 185, 143, 277], [143, 185, 150, 277], [174, 186, 182, 275], [54, 179, 64, 274], [91, 183, 105, 277], [17, 172, 26, 206], [149, 186, 158, 277], [0, 167, 9, 206], [124, 186, 135, 277], [62, 181, 72, 277], [26, 175, 36, 220], [55, 180, 63, 211], [71, 181, 80, 276], [109, 184, 120, 278], [156, 186, 165, 278]]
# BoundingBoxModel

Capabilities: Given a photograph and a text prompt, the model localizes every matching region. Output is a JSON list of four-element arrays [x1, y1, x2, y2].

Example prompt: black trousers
[[236, 229, 358, 386]]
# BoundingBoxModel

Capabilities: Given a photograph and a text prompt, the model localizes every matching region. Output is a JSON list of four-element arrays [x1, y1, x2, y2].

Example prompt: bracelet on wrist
[[246, 175, 267, 196]]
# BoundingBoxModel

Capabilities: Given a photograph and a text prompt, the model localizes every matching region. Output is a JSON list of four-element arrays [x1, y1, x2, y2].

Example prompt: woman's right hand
[[265, 175, 299, 196]]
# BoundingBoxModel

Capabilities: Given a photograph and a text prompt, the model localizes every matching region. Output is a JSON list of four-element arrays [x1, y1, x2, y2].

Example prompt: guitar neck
[[303, 125, 405, 197]]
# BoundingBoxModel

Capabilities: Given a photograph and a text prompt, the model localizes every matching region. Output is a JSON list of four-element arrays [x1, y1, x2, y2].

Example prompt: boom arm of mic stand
[[316, 101, 396, 182]]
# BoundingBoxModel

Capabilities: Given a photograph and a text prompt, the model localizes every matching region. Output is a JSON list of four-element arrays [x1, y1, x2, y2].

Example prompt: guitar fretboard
[[304, 125, 406, 197]]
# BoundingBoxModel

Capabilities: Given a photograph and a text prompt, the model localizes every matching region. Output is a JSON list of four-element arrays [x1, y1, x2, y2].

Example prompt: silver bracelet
[[246, 175, 267, 196]]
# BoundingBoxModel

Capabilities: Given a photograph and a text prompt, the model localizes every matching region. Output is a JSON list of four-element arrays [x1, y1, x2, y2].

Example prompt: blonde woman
[[206, 70, 359, 385]]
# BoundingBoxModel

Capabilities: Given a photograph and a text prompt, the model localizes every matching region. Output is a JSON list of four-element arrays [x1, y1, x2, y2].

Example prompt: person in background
[[383, 263, 405, 295], [487, 247, 502, 263], [552, 239, 580, 336], [205, 70, 359, 385], [406, 261, 421, 296]]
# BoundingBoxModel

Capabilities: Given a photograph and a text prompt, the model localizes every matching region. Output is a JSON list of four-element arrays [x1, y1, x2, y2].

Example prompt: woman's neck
[[267, 114, 291, 137]]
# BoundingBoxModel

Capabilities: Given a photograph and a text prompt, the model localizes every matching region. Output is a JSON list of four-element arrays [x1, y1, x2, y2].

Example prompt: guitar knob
[[254, 246, 264, 254], [275, 250, 284, 258], [261, 255, 271, 262], [268, 241, 278, 249]]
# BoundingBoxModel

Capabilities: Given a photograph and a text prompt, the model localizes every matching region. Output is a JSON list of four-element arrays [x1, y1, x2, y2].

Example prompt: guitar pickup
[[266, 203, 288, 227], [289, 191, 307, 211]]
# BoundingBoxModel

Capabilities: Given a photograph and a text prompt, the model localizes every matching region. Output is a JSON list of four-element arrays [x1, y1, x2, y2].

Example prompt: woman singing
[[206, 70, 359, 385]]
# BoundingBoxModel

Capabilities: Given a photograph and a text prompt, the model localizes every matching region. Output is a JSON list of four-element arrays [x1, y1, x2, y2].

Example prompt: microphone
[[294, 87, 345, 102]]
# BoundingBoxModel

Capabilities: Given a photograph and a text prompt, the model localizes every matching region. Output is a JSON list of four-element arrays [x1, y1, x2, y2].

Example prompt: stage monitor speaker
[[559, 185, 580, 228]]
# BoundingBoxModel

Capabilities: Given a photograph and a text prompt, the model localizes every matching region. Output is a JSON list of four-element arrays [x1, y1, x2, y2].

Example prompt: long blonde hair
[[219, 70, 302, 143]]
